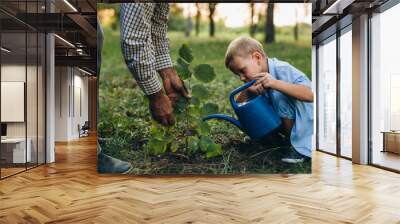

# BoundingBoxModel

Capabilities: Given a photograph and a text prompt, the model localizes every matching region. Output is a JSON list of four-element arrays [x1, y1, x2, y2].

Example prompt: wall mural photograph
[[97, 3, 313, 175]]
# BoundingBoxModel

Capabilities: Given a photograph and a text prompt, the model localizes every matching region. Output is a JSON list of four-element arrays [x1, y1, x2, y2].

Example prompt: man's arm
[[120, 3, 162, 96], [151, 4, 191, 104], [120, 3, 175, 126], [151, 3, 173, 71]]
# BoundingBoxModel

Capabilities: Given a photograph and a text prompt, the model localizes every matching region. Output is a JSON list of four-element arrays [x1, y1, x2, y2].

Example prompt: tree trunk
[[294, 9, 298, 41], [209, 3, 216, 37], [250, 3, 255, 37], [265, 3, 275, 43], [195, 3, 200, 36], [185, 6, 192, 37]]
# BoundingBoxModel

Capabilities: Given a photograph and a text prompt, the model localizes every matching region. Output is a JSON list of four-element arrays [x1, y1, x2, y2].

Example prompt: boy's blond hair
[[225, 36, 267, 71]]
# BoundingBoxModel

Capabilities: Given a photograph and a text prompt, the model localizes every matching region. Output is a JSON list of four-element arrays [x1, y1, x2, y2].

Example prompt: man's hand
[[159, 67, 191, 105], [148, 90, 175, 126]]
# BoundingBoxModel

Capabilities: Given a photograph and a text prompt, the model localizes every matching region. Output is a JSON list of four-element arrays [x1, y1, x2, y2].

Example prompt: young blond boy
[[225, 36, 314, 163]]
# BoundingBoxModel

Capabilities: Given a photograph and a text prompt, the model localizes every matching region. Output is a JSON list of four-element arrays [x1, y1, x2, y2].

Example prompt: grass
[[98, 25, 311, 174]]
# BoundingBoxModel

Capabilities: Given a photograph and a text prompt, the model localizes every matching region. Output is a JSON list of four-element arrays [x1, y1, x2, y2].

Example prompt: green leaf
[[150, 127, 165, 141], [147, 138, 167, 155], [175, 58, 191, 80], [191, 84, 209, 99], [178, 44, 193, 63], [190, 97, 200, 106], [174, 97, 188, 114], [187, 106, 201, 118], [201, 103, 219, 115], [206, 143, 222, 158], [187, 136, 199, 153], [193, 64, 216, 83], [170, 141, 179, 153], [198, 135, 213, 152], [150, 125, 159, 136], [197, 121, 210, 135]]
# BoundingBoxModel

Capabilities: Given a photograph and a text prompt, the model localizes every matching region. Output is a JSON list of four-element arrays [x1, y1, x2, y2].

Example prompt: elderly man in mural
[[97, 19, 132, 173], [97, 3, 190, 173], [120, 3, 190, 125]]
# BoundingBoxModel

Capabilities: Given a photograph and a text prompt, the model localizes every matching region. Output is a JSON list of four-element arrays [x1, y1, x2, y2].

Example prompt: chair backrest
[[82, 121, 90, 129]]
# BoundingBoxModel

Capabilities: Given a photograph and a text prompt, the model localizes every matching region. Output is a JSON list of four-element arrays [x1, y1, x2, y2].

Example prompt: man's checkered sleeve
[[151, 3, 173, 71], [120, 3, 162, 95]]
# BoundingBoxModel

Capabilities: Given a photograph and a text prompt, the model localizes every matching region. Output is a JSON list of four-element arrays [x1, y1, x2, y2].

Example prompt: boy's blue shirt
[[265, 58, 314, 158]]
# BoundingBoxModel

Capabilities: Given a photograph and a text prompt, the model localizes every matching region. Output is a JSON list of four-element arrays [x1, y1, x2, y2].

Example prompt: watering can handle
[[230, 79, 257, 110]]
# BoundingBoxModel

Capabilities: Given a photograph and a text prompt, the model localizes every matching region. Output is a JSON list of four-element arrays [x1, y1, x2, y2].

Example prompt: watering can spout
[[202, 114, 244, 130]]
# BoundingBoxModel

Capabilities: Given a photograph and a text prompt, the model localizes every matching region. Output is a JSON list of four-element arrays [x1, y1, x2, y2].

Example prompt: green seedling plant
[[146, 44, 223, 159]]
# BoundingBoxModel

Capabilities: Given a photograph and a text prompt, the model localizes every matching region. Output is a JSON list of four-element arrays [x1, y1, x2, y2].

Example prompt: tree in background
[[97, 4, 120, 30], [208, 3, 217, 37], [294, 8, 299, 41], [185, 4, 193, 37], [195, 3, 201, 36], [264, 3, 275, 43], [168, 3, 186, 32], [249, 2, 256, 37]]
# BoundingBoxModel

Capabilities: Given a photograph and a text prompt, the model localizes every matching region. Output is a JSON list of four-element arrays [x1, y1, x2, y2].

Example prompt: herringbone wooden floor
[[1, 135, 400, 224]]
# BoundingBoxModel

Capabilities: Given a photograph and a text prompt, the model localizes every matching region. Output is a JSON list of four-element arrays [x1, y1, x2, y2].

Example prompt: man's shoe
[[97, 152, 132, 174], [281, 149, 309, 164]]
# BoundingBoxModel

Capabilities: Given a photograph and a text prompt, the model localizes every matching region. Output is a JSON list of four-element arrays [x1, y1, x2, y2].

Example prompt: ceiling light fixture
[[63, 0, 78, 12], [1, 47, 11, 53], [54, 34, 75, 48], [78, 67, 93, 76], [322, 0, 354, 15]]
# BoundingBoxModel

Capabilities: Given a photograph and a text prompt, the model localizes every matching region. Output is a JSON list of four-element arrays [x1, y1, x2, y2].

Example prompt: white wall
[[1, 65, 26, 139], [55, 66, 70, 141], [1, 65, 25, 124], [0, 65, 41, 137], [54, 66, 89, 141], [72, 72, 89, 138], [1, 63, 46, 164]]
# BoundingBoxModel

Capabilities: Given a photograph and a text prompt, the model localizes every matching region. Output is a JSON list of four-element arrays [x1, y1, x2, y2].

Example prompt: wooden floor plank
[[0, 135, 400, 223]]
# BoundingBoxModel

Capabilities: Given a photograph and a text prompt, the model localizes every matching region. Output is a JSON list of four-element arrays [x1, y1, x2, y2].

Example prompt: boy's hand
[[250, 72, 314, 102], [254, 72, 276, 89], [236, 91, 249, 103], [247, 72, 276, 95]]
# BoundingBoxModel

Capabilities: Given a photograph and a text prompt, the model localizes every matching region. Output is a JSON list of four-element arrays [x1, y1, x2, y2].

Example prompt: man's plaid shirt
[[120, 3, 173, 95]]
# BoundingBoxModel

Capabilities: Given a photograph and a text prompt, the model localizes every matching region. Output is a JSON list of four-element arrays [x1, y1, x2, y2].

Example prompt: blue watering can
[[202, 80, 282, 140]]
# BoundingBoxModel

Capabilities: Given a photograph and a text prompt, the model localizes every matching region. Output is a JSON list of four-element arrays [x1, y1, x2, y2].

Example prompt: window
[[0, 1, 47, 179], [370, 3, 400, 171], [339, 27, 352, 158], [317, 35, 337, 154]]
